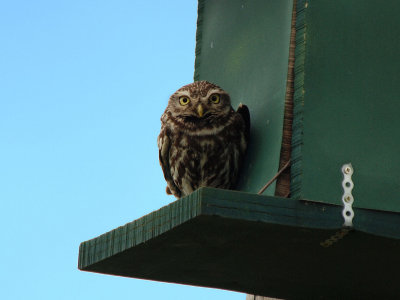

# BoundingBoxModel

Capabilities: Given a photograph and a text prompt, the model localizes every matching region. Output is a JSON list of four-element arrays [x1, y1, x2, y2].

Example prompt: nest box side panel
[[292, 0, 400, 212], [194, 0, 294, 194]]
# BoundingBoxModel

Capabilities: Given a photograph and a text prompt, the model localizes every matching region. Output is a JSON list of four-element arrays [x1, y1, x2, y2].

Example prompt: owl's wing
[[236, 103, 250, 143], [158, 129, 181, 198]]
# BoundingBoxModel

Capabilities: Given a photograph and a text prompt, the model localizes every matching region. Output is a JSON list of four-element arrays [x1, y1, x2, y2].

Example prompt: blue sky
[[0, 1, 244, 299]]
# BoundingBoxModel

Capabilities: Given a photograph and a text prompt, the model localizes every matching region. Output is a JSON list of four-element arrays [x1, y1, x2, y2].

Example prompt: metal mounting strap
[[341, 163, 354, 227], [320, 163, 355, 247]]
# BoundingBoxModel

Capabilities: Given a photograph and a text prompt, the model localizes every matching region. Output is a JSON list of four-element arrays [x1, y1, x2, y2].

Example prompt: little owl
[[158, 80, 250, 198]]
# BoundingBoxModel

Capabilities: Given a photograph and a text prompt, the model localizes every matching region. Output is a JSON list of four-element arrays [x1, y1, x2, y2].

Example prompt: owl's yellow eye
[[179, 96, 190, 106], [209, 94, 220, 104]]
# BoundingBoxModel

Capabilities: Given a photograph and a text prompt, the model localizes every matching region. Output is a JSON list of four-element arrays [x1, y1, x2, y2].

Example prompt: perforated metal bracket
[[341, 163, 354, 227]]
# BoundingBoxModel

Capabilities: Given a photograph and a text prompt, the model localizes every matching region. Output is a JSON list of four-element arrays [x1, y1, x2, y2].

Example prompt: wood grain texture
[[275, 0, 296, 199]]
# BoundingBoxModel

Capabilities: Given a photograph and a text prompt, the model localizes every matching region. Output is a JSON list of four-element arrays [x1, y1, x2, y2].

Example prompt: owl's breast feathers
[[158, 104, 250, 198]]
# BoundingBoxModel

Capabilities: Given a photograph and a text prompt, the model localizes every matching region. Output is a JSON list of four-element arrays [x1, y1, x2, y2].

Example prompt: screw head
[[344, 166, 352, 174], [344, 195, 352, 203]]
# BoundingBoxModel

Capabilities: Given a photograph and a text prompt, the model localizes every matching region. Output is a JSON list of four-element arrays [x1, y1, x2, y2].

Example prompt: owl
[[157, 81, 250, 198]]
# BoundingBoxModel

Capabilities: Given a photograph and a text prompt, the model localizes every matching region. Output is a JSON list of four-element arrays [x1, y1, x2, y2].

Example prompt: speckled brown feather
[[158, 81, 249, 198]]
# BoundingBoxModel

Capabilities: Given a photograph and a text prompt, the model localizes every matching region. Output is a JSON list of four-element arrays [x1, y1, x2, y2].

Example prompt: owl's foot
[[166, 186, 172, 195]]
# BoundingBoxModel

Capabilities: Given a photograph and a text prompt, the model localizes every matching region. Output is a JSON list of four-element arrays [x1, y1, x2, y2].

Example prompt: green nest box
[[79, 0, 400, 299]]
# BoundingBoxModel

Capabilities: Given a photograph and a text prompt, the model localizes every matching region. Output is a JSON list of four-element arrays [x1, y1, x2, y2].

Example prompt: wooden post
[[246, 295, 281, 300]]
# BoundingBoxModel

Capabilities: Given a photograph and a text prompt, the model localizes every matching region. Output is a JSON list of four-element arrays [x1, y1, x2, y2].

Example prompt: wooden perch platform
[[79, 187, 400, 299]]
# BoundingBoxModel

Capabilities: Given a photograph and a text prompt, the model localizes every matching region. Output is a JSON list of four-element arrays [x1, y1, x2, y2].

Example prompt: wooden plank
[[292, 0, 400, 212], [79, 187, 400, 299], [194, 0, 293, 194]]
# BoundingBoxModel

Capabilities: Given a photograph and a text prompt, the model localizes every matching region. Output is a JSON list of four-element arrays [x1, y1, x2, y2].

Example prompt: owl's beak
[[197, 104, 204, 117]]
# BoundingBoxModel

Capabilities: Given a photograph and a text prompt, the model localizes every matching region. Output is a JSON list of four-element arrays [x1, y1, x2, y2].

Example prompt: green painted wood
[[194, 0, 293, 195], [79, 187, 400, 299], [78, 1, 400, 297], [292, 0, 400, 212]]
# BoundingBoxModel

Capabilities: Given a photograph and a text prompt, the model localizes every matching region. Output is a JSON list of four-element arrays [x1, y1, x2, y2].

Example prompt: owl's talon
[[166, 186, 172, 195]]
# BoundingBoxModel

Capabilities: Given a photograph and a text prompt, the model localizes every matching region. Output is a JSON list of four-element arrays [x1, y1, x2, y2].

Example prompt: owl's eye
[[179, 96, 190, 106], [209, 94, 220, 104]]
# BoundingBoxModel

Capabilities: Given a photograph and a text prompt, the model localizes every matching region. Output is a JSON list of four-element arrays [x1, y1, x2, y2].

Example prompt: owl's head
[[165, 81, 233, 125]]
